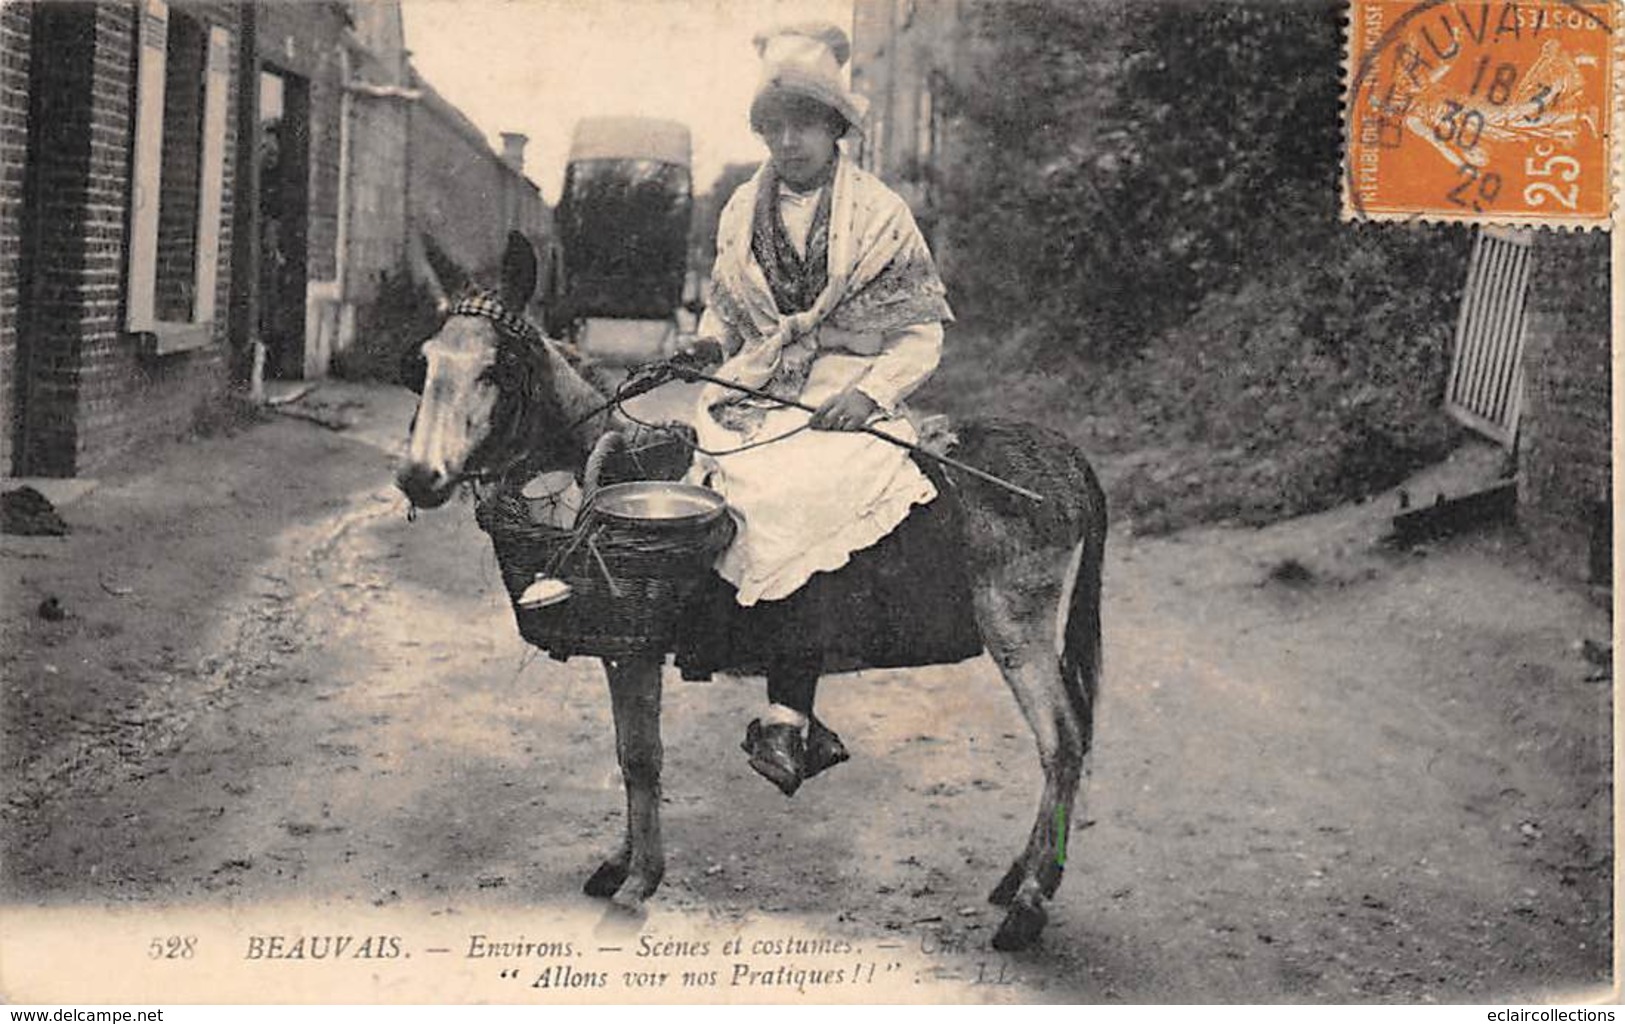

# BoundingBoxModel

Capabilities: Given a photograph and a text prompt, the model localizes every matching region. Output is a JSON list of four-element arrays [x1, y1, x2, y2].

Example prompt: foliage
[[689, 160, 760, 277], [330, 267, 445, 385], [1100, 233, 1468, 532], [934, 0, 1122, 348], [922, 229, 1469, 532], [917, 0, 1476, 529], [938, 0, 1464, 361]]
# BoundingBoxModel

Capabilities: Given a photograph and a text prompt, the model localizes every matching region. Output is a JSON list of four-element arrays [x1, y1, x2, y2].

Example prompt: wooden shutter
[[191, 25, 231, 326], [125, 0, 168, 333]]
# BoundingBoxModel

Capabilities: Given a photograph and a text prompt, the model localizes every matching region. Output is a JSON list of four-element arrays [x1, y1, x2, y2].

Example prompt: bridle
[[413, 292, 576, 501]]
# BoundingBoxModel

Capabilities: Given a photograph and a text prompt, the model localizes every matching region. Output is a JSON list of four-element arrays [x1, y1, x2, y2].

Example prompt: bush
[[1110, 229, 1468, 531], [921, 0, 1475, 532], [940, 0, 1350, 362], [923, 217, 1471, 533], [330, 268, 443, 385]]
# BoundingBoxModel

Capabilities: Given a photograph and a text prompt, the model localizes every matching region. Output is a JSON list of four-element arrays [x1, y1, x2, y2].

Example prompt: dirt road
[[1, 382, 1611, 1004]]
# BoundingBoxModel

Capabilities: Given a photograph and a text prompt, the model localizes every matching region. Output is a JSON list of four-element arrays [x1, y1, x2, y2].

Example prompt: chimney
[[500, 132, 528, 173]]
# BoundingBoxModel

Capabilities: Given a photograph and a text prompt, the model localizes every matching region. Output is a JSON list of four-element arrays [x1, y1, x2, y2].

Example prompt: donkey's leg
[[584, 657, 631, 898], [598, 655, 666, 909], [974, 541, 1094, 951]]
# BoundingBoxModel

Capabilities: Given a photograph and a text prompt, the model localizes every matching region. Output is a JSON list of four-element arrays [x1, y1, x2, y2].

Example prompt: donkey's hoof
[[991, 901, 1048, 952], [987, 861, 1025, 907], [583, 860, 629, 899], [610, 872, 661, 911], [609, 887, 646, 913]]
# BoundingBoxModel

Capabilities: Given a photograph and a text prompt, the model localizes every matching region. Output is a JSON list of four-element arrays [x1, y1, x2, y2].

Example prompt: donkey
[[395, 234, 1107, 952]]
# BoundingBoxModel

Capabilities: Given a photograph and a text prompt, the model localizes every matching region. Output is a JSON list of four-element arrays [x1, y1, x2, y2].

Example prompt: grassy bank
[[917, 279, 1465, 537]]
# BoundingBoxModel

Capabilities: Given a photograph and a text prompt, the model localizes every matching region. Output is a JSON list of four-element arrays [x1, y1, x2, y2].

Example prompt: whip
[[614, 358, 1047, 504]]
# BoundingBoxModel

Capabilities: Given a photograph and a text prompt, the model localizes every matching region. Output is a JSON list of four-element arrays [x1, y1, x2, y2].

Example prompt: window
[[126, 0, 231, 354]]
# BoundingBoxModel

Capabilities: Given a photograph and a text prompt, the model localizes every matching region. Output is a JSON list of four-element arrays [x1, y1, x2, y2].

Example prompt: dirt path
[[1, 382, 1611, 1004]]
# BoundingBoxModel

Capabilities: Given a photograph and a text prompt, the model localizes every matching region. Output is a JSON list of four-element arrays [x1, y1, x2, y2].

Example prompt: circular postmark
[[1344, 0, 1612, 223]]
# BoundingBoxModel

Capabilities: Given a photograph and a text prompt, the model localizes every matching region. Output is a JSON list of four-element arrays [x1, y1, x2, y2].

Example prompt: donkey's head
[[395, 232, 559, 509]]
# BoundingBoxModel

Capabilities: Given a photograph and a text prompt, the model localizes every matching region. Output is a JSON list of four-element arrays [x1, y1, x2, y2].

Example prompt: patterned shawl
[[700, 151, 953, 431], [750, 174, 833, 315]]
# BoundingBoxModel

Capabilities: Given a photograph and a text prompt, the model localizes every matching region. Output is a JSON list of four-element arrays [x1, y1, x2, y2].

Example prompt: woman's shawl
[[750, 173, 833, 315], [700, 152, 953, 432]]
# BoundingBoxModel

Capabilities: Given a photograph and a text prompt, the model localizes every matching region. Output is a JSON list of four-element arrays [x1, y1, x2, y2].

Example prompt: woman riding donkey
[[678, 22, 960, 795], [395, 20, 1102, 944]]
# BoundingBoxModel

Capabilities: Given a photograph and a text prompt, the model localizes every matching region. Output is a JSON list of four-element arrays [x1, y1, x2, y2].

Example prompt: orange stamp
[[1344, 0, 1616, 226]]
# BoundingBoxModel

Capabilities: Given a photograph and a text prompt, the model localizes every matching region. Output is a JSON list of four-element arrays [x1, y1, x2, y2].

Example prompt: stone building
[[337, 0, 413, 349], [248, 1, 547, 381]]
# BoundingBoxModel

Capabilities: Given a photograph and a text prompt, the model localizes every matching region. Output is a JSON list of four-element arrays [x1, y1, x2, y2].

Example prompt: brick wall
[[0, 4, 32, 475], [13, 2, 239, 477], [78, 2, 239, 475], [15, 2, 99, 476], [1518, 231, 1611, 584]]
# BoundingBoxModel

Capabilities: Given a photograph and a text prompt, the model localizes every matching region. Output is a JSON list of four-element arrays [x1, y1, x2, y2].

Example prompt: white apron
[[689, 153, 951, 606]]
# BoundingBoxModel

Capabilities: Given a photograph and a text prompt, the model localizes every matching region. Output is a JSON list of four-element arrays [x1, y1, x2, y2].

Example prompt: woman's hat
[[749, 22, 868, 135]]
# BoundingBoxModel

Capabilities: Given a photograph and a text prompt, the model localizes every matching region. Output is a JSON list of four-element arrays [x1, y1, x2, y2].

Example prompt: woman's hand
[[810, 388, 879, 431], [674, 335, 725, 367]]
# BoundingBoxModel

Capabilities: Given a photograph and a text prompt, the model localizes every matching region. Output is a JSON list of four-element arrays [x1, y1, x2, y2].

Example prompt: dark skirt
[[673, 474, 984, 680]]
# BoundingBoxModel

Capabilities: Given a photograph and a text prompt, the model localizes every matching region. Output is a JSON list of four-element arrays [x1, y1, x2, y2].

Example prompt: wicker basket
[[475, 486, 734, 660]]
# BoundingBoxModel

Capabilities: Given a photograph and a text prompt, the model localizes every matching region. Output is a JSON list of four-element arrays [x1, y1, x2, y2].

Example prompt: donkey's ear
[[500, 231, 539, 311]]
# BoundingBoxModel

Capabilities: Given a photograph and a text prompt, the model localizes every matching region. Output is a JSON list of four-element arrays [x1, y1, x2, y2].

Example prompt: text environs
[[465, 935, 575, 958]]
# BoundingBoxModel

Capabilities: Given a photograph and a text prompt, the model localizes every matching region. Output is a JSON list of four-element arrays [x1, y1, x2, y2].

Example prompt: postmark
[[1344, 0, 1616, 226]]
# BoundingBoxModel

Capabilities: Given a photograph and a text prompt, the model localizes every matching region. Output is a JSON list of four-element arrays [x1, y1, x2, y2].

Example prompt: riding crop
[[607, 359, 1047, 504]]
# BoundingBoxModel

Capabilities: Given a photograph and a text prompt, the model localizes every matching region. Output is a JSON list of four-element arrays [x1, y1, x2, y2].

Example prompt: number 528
[[148, 935, 197, 959]]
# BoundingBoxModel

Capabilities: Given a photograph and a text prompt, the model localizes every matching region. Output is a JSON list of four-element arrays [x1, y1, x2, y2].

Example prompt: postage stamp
[[1344, 0, 1617, 226]]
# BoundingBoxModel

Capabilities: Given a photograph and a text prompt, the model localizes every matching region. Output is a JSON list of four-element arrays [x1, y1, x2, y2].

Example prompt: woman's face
[[759, 100, 841, 191]]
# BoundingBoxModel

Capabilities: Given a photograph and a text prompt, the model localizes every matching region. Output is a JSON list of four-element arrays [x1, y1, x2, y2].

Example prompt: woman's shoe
[[803, 716, 850, 780], [742, 719, 804, 796]]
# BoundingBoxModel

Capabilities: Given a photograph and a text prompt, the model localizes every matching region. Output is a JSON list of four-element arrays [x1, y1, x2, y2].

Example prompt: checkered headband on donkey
[[448, 292, 544, 348]]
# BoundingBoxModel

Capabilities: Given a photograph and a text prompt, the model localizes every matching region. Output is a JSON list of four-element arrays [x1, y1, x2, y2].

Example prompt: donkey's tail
[[1058, 514, 1105, 740]]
